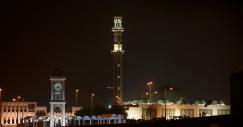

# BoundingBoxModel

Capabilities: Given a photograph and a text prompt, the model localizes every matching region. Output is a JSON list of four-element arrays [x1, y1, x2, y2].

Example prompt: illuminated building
[[49, 71, 66, 127], [125, 99, 230, 120], [0, 101, 46, 126], [111, 16, 125, 105]]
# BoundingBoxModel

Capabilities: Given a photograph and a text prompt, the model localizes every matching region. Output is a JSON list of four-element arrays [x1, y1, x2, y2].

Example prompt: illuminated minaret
[[111, 16, 125, 105]]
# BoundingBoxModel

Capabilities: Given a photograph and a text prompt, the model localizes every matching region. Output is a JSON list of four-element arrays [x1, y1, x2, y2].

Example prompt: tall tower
[[111, 16, 125, 105], [49, 70, 66, 127]]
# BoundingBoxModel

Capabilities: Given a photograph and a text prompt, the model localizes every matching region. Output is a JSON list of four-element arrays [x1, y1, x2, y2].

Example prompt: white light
[[114, 44, 122, 51], [108, 105, 112, 109]]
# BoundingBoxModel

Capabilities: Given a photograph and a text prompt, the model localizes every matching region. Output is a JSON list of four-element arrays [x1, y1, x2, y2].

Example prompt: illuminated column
[[50, 104, 54, 127], [111, 16, 125, 105]]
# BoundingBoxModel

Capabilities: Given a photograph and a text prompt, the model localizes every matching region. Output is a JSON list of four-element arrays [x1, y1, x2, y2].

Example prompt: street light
[[75, 89, 79, 126], [12, 98, 18, 124], [147, 81, 153, 120], [91, 93, 95, 115], [142, 92, 153, 120], [75, 90, 79, 115], [12, 96, 22, 125], [17, 97, 24, 124], [17, 96, 21, 124], [0, 88, 2, 127], [21, 98, 24, 124], [164, 87, 173, 120]]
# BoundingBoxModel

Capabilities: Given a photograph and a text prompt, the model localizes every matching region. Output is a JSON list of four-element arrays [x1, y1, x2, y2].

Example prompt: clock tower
[[49, 70, 66, 127]]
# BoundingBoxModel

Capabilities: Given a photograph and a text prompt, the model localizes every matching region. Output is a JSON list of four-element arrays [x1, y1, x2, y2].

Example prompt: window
[[218, 109, 230, 115], [3, 105, 7, 112], [162, 109, 175, 119], [16, 106, 19, 112], [54, 92, 62, 101], [180, 109, 194, 117], [28, 104, 35, 112], [24, 106, 27, 112], [12, 106, 15, 112], [3, 117, 6, 124], [6, 106, 10, 112], [199, 109, 212, 116], [20, 106, 23, 112], [7, 118, 10, 124], [12, 118, 15, 124]]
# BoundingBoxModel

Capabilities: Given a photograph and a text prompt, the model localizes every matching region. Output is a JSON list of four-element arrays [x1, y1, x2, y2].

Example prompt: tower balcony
[[112, 28, 124, 32], [111, 50, 125, 53]]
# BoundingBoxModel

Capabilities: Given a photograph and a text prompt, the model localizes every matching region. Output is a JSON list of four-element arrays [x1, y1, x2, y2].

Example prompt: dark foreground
[[18, 115, 231, 127], [75, 115, 231, 127]]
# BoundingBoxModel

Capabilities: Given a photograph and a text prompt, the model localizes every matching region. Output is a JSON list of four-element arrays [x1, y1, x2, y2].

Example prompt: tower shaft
[[111, 17, 124, 105]]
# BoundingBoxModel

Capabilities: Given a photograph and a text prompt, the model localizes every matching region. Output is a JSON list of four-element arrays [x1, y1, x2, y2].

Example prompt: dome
[[211, 100, 219, 105], [143, 100, 150, 103], [131, 100, 142, 104], [210, 99, 225, 105], [156, 100, 174, 104], [218, 100, 225, 105], [157, 100, 165, 104], [194, 99, 206, 105], [175, 100, 183, 104]]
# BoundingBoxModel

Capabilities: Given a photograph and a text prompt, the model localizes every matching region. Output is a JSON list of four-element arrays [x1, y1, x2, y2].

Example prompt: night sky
[[0, 0, 242, 108]]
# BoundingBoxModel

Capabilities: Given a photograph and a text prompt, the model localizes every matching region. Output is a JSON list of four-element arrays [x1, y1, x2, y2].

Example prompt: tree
[[75, 104, 127, 118], [75, 105, 109, 116], [35, 110, 46, 116], [109, 104, 127, 118]]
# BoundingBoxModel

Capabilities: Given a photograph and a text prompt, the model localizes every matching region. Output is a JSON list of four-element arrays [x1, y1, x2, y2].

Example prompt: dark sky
[[0, 0, 242, 108]]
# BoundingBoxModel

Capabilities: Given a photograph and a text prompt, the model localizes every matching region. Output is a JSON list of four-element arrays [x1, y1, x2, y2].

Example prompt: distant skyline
[[0, 0, 242, 107]]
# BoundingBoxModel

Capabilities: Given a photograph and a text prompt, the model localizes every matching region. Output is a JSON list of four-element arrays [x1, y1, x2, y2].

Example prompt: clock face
[[54, 83, 62, 91]]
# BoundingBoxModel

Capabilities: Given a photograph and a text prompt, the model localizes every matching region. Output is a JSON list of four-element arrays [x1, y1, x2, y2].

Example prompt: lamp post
[[91, 93, 95, 115], [75, 89, 79, 126], [17, 96, 22, 125], [18, 97, 24, 124], [12, 98, 18, 125], [75, 90, 79, 115], [142, 93, 149, 120], [0, 88, 2, 127], [21, 98, 24, 124], [164, 87, 173, 120], [147, 81, 153, 120], [12, 96, 22, 125]]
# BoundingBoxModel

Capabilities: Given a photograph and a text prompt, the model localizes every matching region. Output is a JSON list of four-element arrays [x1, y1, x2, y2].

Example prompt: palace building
[[125, 99, 230, 120], [0, 101, 47, 126]]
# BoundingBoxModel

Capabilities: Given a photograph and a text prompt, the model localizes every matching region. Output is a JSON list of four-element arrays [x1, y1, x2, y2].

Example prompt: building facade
[[125, 99, 230, 120], [0, 101, 47, 126]]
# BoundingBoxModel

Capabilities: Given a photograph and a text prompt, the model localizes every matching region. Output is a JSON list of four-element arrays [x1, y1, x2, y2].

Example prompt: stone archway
[[54, 106, 62, 126], [50, 102, 66, 127]]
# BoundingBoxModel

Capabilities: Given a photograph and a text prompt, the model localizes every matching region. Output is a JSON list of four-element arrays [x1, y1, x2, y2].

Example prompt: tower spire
[[111, 16, 125, 105]]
